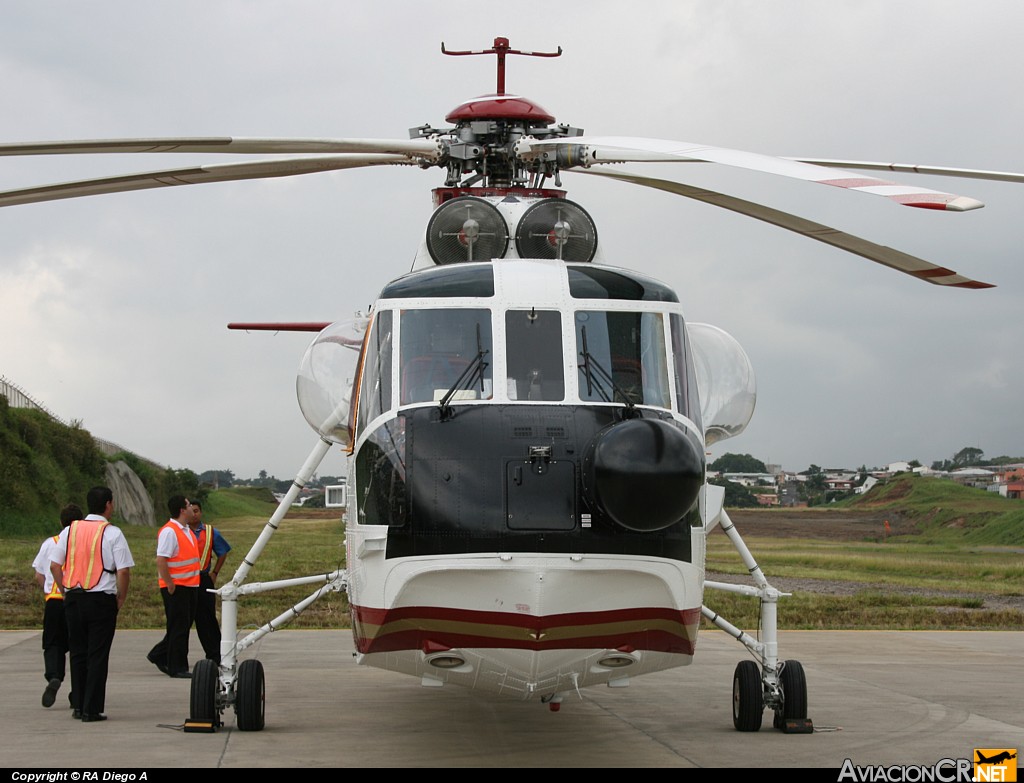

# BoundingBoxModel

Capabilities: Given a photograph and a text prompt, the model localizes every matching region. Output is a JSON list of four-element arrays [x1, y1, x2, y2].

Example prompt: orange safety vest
[[157, 522, 201, 588], [62, 520, 111, 591], [45, 535, 63, 601], [195, 526, 215, 572]]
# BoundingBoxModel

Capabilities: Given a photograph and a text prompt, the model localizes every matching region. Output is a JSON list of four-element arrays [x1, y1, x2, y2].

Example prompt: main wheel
[[235, 659, 265, 731], [732, 660, 764, 732], [190, 659, 218, 723], [776, 660, 808, 723]]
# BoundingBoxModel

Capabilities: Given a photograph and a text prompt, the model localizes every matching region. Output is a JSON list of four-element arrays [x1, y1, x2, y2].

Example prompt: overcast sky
[[1, 1, 1021, 480]]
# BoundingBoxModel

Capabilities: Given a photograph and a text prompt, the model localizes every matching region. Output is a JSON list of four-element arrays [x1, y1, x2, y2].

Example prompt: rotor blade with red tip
[[526, 136, 984, 211], [0, 154, 413, 208], [573, 167, 994, 289]]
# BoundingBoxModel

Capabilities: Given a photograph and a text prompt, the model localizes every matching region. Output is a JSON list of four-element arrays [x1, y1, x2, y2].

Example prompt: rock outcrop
[[105, 460, 157, 527]]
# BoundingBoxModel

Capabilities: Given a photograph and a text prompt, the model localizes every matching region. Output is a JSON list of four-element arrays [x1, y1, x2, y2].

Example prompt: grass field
[[704, 533, 1022, 630], [2, 497, 349, 631], [3, 483, 1021, 633]]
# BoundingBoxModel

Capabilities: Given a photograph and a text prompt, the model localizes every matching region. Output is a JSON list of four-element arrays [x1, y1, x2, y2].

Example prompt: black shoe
[[169, 671, 192, 679], [81, 713, 107, 722], [72, 709, 82, 719], [42, 678, 61, 708], [147, 653, 169, 674]]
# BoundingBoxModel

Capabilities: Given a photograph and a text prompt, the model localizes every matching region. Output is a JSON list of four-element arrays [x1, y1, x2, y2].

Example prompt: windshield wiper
[[439, 323, 489, 420], [578, 325, 636, 410]]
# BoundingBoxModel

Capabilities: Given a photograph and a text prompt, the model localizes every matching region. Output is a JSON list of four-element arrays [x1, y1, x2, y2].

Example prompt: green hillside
[[845, 473, 1024, 546], [203, 486, 279, 518], [0, 398, 107, 535]]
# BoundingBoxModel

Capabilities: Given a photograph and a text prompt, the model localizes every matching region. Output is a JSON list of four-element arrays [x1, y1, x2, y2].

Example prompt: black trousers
[[148, 585, 198, 676], [64, 590, 118, 716], [42, 598, 68, 683], [194, 571, 221, 663]]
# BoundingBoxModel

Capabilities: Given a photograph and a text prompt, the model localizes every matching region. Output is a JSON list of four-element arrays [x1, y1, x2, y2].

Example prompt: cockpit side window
[[670, 313, 702, 430], [356, 310, 393, 435], [399, 308, 493, 405], [574, 311, 671, 408], [505, 310, 565, 401]]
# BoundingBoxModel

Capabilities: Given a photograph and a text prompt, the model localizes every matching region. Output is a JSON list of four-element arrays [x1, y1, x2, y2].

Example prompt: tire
[[778, 660, 808, 720], [732, 660, 764, 732], [236, 659, 265, 731], [190, 659, 218, 722]]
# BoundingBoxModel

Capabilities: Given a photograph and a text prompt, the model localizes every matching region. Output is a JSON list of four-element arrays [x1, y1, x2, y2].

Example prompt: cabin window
[[574, 311, 671, 408], [505, 310, 565, 401], [356, 310, 393, 435], [399, 308, 492, 405], [355, 417, 407, 527], [670, 314, 702, 429]]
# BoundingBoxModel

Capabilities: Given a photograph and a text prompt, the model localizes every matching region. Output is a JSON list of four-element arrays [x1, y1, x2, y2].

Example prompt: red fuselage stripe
[[351, 604, 701, 656]]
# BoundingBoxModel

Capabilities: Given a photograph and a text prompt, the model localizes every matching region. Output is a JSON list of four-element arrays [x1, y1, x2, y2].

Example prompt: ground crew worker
[[49, 487, 134, 723], [188, 500, 231, 663], [147, 495, 199, 678], [33, 503, 81, 709]]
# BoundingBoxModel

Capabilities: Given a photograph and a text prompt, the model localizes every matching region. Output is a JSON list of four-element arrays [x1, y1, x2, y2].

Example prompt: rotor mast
[[441, 37, 562, 95]]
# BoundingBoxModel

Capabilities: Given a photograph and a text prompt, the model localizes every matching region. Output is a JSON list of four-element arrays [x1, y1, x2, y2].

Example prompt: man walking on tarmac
[[146, 496, 199, 678], [188, 500, 231, 663], [49, 487, 134, 723], [33, 503, 82, 709]]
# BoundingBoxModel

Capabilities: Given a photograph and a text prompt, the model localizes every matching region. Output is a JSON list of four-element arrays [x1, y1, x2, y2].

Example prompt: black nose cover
[[583, 418, 704, 532]]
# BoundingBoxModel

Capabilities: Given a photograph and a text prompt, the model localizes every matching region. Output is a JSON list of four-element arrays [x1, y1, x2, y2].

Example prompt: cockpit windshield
[[574, 310, 671, 408], [399, 308, 493, 405], [505, 309, 565, 401]]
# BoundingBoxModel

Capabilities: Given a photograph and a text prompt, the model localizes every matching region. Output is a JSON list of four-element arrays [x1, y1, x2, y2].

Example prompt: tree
[[709, 453, 768, 474], [804, 464, 826, 492], [709, 477, 759, 508], [952, 446, 984, 467]]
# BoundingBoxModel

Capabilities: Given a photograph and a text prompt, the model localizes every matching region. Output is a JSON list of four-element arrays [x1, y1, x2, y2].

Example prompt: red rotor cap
[[446, 94, 555, 124]]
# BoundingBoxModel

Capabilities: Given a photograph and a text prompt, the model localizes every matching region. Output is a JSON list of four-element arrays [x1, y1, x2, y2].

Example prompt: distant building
[[949, 468, 995, 488], [854, 475, 879, 495]]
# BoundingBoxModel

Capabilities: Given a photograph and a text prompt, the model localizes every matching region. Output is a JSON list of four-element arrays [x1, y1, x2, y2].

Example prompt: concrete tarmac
[[0, 629, 1020, 768]]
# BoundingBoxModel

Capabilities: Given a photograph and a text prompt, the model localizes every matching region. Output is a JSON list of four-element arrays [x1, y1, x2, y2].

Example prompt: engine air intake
[[426, 196, 509, 265], [514, 198, 597, 262]]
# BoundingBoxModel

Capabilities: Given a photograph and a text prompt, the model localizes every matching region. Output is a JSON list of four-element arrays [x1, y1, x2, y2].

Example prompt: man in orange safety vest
[[146, 496, 199, 679]]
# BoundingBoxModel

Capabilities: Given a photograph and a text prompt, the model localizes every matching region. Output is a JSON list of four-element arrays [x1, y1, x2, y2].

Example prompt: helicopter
[[2, 37, 1018, 733]]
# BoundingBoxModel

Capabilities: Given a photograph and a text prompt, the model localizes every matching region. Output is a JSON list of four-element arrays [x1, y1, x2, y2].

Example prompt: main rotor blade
[[573, 168, 994, 289], [0, 136, 442, 159], [788, 158, 1024, 184], [526, 136, 984, 211], [228, 322, 331, 332], [0, 154, 413, 208]]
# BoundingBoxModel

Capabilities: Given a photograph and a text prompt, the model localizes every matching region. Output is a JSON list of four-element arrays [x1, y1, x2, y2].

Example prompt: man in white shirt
[[33, 503, 81, 709], [49, 487, 134, 723], [146, 496, 199, 678]]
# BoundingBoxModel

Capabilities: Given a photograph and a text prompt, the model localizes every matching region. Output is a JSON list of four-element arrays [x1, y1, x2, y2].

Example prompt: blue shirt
[[193, 522, 231, 571]]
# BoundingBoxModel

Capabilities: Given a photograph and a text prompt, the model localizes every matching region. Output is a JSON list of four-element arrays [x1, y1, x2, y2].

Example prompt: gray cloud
[[1, 1, 1021, 478]]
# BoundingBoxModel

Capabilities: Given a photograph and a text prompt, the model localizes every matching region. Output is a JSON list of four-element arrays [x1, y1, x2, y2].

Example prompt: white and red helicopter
[[2, 38, 1017, 732]]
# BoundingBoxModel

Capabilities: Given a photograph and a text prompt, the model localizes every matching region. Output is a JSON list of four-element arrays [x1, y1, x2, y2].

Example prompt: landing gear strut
[[703, 501, 813, 733]]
